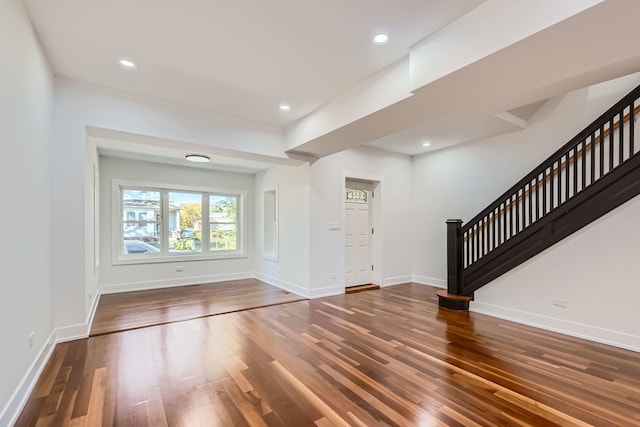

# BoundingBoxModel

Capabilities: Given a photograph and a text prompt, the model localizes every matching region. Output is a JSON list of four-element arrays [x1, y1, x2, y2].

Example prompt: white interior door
[[345, 187, 371, 287]]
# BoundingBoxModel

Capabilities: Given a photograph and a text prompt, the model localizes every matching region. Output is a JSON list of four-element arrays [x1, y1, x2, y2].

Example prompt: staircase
[[439, 84, 640, 309]]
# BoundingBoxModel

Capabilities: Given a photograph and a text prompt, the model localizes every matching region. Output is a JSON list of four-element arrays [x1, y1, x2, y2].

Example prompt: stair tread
[[436, 290, 472, 301]]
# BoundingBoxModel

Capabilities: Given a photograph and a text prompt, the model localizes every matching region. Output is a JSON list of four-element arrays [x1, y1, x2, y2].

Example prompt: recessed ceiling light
[[185, 154, 210, 163], [372, 33, 389, 45], [279, 103, 291, 111], [422, 142, 432, 147], [118, 58, 138, 69]]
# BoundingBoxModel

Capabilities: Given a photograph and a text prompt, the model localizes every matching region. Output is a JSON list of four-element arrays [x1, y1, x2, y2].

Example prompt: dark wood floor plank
[[14, 283, 640, 426]]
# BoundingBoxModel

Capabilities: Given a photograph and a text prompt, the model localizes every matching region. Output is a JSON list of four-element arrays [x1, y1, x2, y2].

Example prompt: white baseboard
[[86, 288, 101, 334], [1, 285, 107, 425], [471, 301, 640, 353], [309, 285, 343, 299], [100, 272, 254, 294], [412, 275, 446, 288], [381, 276, 413, 287], [253, 272, 308, 298], [56, 286, 103, 342], [0, 329, 57, 427], [55, 323, 90, 343]]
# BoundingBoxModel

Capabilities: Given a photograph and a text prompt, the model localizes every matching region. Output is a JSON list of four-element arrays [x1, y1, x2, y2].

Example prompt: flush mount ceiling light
[[279, 103, 291, 111], [372, 33, 389, 45], [422, 141, 432, 147], [185, 154, 210, 163], [118, 58, 138, 69]]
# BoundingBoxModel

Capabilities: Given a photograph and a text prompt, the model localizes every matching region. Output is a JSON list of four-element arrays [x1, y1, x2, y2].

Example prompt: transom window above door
[[346, 188, 367, 203]]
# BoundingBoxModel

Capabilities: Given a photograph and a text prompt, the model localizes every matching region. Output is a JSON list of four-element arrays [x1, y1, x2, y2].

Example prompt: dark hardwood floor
[[90, 279, 306, 336], [16, 283, 640, 426]]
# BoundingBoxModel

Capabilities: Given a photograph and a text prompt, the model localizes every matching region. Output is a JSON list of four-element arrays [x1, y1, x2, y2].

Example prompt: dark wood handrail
[[445, 83, 640, 299], [462, 85, 640, 235], [463, 103, 639, 241]]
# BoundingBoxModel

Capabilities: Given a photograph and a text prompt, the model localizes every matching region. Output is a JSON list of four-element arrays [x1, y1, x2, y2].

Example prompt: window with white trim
[[263, 189, 278, 260], [115, 182, 245, 264]]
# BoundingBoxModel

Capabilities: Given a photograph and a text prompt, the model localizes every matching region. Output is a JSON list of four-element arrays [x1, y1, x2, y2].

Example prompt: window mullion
[[120, 186, 125, 256], [162, 190, 169, 255], [236, 194, 241, 251], [203, 194, 210, 252]]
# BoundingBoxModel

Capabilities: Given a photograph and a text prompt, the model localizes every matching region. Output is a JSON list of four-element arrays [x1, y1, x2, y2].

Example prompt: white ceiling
[[24, 0, 484, 128], [367, 99, 549, 156], [22, 0, 640, 167], [367, 111, 523, 156]]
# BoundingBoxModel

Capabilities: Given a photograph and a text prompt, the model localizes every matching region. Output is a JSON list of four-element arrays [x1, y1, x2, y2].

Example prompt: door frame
[[340, 171, 383, 292], [344, 181, 372, 288]]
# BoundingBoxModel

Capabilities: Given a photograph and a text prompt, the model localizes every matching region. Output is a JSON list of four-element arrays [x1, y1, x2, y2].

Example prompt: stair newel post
[[446, 219, 463, 295]]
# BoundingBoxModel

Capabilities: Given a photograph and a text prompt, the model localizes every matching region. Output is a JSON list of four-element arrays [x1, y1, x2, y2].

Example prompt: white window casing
[[111, 179, 247, 265]]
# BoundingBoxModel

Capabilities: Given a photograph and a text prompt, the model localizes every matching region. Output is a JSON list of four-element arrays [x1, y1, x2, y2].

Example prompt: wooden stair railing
[[442, 84, 640, 308], [460, 103, 640, 241]]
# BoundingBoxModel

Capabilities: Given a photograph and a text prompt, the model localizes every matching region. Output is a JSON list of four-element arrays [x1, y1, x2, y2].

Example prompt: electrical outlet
[[176, 266, 184, 272], [28, 333, 35, 348], [330, 274, 337, 280], [553, 298, 568, 308]]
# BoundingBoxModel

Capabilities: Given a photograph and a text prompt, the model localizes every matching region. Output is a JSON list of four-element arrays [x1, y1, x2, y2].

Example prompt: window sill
[[112, 251, 247, 266]]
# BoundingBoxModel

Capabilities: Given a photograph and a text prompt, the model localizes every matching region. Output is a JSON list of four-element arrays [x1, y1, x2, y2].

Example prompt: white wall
[[412, 73, 640, 350], [56, 77, 285, 158], [85, 138, 100, 324], [254, 164, 311, 296], [473, 196, 640, 351], [0, 0, 53, 424], [309, 146, 413, 297], [99, 156, 255, 292]]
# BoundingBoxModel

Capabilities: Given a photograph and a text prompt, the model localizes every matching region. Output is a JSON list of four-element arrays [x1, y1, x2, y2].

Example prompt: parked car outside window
[[123, 240, 159, 254]]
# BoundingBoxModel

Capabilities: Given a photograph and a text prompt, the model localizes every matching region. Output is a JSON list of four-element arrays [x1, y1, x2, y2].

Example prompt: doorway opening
[[344, 179, 380, 293]]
